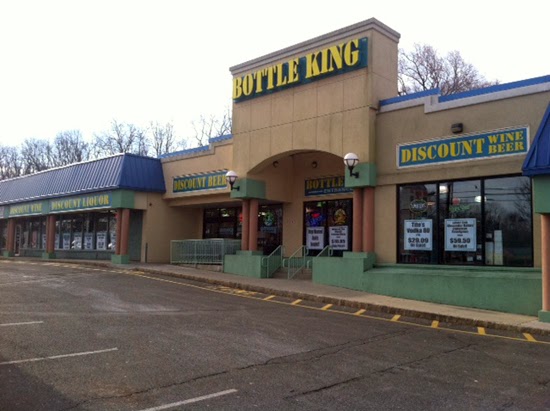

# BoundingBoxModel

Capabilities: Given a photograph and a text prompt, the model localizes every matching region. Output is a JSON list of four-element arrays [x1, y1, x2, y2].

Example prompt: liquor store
[[2, 18, 550, 321]]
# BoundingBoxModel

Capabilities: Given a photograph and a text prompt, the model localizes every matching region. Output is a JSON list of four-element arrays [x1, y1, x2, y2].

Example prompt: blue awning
[[0, 153, 166, 205], [523, 102, 550, 177]]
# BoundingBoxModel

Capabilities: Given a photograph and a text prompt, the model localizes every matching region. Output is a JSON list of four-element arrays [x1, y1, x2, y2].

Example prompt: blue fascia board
[[380, 88, 440, 106], [381, 74, 550, 108], [441, 75, 550, 103]]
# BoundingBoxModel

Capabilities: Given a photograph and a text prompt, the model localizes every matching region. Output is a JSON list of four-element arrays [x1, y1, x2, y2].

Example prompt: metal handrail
[[261, 245, 284, 278], [306, 245, 334, 269], [285, 245, 308, 279]]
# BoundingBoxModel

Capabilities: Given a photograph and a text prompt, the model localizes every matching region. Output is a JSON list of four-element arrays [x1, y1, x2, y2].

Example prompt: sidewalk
[[64, 259, 550, 337]]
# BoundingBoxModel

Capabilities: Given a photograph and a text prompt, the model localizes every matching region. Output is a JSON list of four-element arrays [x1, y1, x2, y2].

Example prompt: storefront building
[[2, 18, 550, 321]]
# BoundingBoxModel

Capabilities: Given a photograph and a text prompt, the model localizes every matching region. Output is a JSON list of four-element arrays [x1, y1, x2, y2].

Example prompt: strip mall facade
[[2, 19, 550, 321]]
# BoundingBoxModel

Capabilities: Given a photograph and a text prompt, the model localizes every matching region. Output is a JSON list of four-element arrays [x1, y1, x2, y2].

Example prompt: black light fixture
[[311, 161, 318, 168], [225, 170, 239, 191], [344, 152, 359, 178], [451, 123, 463, 134]]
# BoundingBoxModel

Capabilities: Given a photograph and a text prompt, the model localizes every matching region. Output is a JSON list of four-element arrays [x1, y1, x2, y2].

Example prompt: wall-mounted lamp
[[451, 123, 463, 134], [344, 152, 360, 178], [311, 161, 318, 169], [272, 160, 279, 168], [225, 170, 239, 191]]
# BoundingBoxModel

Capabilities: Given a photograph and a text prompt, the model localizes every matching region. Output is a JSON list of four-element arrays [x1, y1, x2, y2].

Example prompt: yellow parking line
[[291, 299, 302, 305], [354, 309, 366, 316], [477, 327, 486, 335], [391, 314, 401, 322], [431, 320, 439, 328], [263, 295, 276, 301], [321, 304, 333, 311], [523, 333, 537, 342]]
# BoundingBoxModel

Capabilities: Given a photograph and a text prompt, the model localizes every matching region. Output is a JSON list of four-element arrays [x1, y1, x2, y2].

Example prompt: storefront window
[[398, 176, 532, 267], [258, 205, 283, 255], [203, 207, 241, 239], [96, 213, 108, 250], [83, 213, 95, 250], [108, 212, 117, 250], [0, 220, 6, 250], [484, 177, 532, 266]]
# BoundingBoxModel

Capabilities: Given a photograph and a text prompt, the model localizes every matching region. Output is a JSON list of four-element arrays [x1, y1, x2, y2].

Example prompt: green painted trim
[[533, 176, 550, 213], [2, 251, 14, 257], [345, 163, 376, 188], [111, 254, 130, 264], [229, 178, 266, 199], [316, 263, 541, 316], [224, 252, 269, 277], [41, 252, 56, 260], [111, 190, 135, 209], [539, 310, 550, 323]]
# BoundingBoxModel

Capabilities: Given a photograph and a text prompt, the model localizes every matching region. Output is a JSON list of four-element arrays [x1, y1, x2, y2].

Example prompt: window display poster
[[55, 234, 60, 250], [329, 226, 348, 250], [445, 218, 476, 252], [62, 232, 71, 250], [404, 219, 433, 251], [42, 234, 46, 250], [306, 227, 324, 250], [96, 232, 107, 250], [73, 232, 82, 249], [84, 233, 94, 250]]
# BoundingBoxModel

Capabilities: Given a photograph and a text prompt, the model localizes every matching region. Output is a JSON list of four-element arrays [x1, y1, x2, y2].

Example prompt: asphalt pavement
[[9, 257, 549, 337]]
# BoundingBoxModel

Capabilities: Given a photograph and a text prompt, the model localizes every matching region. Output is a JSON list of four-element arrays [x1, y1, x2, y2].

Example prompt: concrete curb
[[128, 266, 550, 337]]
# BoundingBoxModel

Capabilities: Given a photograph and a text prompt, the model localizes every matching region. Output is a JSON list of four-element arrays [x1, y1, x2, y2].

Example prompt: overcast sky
[[0, 0, 548, 147]]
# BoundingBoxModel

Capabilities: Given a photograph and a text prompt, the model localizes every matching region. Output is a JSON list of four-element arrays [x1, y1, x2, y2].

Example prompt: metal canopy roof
[[0, 153, 166, 205], [523, 102, 550, 177]]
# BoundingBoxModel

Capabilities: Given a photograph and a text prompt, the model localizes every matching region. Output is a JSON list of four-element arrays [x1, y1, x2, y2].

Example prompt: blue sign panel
[[397, 127, 529, 168]]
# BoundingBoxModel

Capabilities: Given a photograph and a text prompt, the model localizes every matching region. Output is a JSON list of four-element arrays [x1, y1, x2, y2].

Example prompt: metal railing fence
[[261, 245, 284, 278], [283, 245, 309, 279], [170, 239, 241, 268]]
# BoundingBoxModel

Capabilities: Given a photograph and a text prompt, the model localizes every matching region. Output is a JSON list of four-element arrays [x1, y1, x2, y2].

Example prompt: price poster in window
[[329, 226, 348, 250], [445, 218, 476, 252], [96, 232, 107, 250], [404, 219, 432, 251], [306, 227, 324, 250], [84, 233, 94, 250]]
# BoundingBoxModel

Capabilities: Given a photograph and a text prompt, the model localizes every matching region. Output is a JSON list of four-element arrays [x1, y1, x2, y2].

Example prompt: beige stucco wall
[[139, 192, 202, 263], [231, 19, 400, 176]]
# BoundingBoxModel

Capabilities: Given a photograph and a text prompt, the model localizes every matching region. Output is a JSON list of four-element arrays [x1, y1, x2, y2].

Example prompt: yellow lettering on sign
[[343, 39, 359, 66], [287, 58, 300, 84]]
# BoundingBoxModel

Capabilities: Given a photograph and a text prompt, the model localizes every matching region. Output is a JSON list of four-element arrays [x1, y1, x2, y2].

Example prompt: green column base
[[111, 254, 130, 264], [41, 252, 56, 260], [2, 251, 14, 257], [539, 310, 550, 323]]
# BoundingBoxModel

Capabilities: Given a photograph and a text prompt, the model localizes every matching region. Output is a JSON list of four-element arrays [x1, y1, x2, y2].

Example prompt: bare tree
[[150, 121, 177, 157], [51, 130, 90, 167], [92, 120, 150, 157], [398, 44, 498, 96], [0, 145, 23, 180], [190, 107, 232, 147], [20, 138, 54, 175]]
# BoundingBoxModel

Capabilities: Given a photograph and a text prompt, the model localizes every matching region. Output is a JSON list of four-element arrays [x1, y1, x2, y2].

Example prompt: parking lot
[[1, 260, 550, 410]]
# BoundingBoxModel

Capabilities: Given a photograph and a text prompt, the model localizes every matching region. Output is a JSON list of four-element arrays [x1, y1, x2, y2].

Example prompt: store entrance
[[304, 199, 352, 257], [202, 204, 283, 255]]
